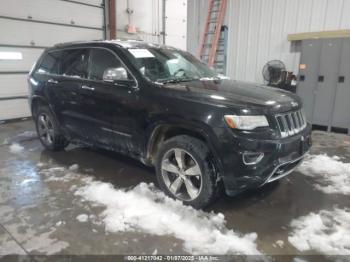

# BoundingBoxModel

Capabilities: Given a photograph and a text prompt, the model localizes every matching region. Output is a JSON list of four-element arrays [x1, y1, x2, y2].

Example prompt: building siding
[[187, 0, 350, 83]]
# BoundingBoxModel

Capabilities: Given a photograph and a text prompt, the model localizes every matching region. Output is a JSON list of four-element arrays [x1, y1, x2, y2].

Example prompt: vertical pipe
[[103, 0, 107, 39], [108, 0, 117, 39], [162, 0, 166, 44]]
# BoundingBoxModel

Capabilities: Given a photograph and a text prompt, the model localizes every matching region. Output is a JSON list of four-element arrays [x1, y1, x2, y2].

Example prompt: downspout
[[103, 0, 107, 39], [108, 0, 117, 39], [162, 0, 166, 44]]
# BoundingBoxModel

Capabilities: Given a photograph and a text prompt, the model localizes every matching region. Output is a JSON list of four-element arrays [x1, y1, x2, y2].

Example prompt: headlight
[[224, 115, 269, 130]]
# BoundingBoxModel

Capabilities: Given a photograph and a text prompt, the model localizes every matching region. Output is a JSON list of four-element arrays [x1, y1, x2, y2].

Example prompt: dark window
[[61, 49, 89, 78], [36, 51, 62, 75], [88, 49, 131, 81]]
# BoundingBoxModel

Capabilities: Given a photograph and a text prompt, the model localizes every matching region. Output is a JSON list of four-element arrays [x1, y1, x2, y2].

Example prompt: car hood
[[160, 79, 302, 114]]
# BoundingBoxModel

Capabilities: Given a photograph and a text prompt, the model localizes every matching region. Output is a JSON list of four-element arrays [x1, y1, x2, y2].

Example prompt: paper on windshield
[[129, 49, 155, 58]]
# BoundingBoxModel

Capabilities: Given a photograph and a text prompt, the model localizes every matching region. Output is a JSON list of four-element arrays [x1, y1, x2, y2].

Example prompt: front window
[[125, 47, 219, 84], [88, 49, 133, 81]]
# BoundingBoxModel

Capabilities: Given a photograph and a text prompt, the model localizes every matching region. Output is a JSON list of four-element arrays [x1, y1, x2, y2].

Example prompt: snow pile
[[288, 208, 350, 255], [298, 154, 350, 195], [9, 143, 24, 153], [76, 214, 88, 222], [75, 181, 261, 255], [273, 240, 284, 248], [69, 164, 79, 171]]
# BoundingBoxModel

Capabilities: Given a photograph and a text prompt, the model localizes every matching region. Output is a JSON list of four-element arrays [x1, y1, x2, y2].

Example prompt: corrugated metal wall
[[188, 0, 350, 83]]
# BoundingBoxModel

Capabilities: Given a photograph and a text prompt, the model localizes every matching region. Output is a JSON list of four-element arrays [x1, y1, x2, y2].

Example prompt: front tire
[[155, 135, 217, 209], [35, 106, 69, 151]]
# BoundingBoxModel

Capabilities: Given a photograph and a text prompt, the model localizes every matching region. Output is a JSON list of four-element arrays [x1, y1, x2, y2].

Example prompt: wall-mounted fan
[[262, 60, 286, 86]]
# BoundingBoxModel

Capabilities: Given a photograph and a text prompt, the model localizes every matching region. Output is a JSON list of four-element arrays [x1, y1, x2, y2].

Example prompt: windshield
[[125, 47, 219, 83]]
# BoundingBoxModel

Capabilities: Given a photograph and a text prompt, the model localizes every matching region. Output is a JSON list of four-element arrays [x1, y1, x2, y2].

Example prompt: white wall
[[188, 0, 350, 83], [116, 0, 163, 44], [116, 0, 188, 49]]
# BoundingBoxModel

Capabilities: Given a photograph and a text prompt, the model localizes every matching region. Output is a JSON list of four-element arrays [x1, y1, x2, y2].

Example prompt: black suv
[[28, 40, 312, 208]]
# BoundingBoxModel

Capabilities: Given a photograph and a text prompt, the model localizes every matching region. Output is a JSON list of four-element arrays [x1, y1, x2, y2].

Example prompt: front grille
[[275, 110, 306, 138]]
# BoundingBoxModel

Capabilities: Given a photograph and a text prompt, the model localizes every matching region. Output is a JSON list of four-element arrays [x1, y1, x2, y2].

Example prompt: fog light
[[243, 152, 264, 165]]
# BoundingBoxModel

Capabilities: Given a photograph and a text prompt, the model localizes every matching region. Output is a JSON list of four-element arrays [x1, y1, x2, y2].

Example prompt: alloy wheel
[[161, 148, 203, 201], [37, 113, 54, 146]]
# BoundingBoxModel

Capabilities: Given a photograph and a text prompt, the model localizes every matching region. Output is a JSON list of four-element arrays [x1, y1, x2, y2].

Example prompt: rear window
[[36, 50, 62, 75]]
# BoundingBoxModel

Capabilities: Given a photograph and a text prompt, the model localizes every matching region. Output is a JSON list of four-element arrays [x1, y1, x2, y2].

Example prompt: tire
[[35, 105, 69, 151], [155, 135, 217, 209]]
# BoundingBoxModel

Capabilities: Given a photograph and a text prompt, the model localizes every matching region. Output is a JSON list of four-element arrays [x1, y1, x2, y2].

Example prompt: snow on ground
[[35, 163, 260, 255], [298, 154, 350, 195], [22, 229, 70, 255], [15, 131, 37, 139], [9, 143, 24, 154], [272, 240, 284, 248], [75, 181, 261, 255], [68, 164, 79, 171], [288, 208, 350, 255], [76, 214, 89, 222]]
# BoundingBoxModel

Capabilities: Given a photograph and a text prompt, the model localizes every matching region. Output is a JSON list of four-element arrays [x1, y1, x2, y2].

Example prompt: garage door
[[164, 0, 187, 50], [0, 0, 105, 120]]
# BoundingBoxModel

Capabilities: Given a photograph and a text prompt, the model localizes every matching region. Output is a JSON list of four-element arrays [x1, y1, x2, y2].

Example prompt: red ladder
[[198, 0, 227, 67]]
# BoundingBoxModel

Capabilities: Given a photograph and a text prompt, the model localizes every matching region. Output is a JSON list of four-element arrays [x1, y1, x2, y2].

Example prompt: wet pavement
[[0, 120, 349, 258]]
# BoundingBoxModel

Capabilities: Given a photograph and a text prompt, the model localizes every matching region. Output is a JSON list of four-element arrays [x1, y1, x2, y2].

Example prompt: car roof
[[52, 39, 172, 50]]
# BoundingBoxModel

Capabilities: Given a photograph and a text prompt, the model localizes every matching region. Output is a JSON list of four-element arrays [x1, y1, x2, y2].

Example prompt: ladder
[[198, 0, 228, 70]]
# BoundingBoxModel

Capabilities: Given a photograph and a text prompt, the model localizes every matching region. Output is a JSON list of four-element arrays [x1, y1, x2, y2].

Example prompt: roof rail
[[53, 39, 103, 47]]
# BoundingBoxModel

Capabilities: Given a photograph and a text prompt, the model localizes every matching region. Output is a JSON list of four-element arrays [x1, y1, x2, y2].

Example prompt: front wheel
[[155, 135, 217, 209]]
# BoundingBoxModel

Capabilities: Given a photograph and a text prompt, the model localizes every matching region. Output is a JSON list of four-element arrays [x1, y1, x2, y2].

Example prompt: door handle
[[48, 79, 58, 84], [81, 85, 95, 91]]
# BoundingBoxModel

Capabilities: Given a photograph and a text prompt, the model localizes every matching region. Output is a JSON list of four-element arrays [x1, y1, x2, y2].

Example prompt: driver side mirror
[[103, 67, 128, 82]]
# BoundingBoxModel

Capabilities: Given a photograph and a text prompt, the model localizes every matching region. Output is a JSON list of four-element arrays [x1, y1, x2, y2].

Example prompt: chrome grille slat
[[292, 112, 299, 132], [295, 111, 302, 129], [275, 110, 306, 138], [288, 114, 295, 135]]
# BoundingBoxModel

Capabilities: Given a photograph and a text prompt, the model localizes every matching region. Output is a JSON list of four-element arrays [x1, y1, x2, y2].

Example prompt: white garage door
[[164, 0, 187, 50], [0, 0, 105, 120]]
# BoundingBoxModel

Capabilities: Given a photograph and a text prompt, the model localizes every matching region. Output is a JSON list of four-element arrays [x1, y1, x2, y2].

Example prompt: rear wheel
[[155, 135, 217, 209], [35, 106, 69, 151]]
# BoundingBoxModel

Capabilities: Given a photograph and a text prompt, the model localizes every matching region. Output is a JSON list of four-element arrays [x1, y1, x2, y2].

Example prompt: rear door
[[54, 48, 90, 138]]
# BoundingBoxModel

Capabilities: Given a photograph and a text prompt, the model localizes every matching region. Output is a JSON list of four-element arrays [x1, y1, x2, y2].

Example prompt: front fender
[[143, 117, 224, 177]]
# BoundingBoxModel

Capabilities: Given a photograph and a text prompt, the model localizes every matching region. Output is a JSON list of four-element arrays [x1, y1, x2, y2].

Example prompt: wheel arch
[[31, 95, 50, 117], [145, 123, 223, 179]]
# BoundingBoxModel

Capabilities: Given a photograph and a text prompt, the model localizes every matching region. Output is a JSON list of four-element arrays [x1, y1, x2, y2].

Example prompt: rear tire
[[35, 105, 69, 151], [155, 135, 217, 209]]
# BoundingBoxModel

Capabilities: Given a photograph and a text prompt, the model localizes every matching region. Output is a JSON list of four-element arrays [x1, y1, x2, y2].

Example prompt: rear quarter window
[[36, 50, 62, 75]]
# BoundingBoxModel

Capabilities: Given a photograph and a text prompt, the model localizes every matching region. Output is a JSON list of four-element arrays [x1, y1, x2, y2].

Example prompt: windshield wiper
[[157, 78, 199, 84]]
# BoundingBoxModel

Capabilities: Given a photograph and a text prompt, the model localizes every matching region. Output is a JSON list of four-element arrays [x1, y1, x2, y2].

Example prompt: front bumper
[[215, 124, 312, 196]]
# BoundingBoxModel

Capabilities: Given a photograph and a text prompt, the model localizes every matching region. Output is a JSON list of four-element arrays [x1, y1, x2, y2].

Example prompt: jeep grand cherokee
[[28, 40, 312, 208]]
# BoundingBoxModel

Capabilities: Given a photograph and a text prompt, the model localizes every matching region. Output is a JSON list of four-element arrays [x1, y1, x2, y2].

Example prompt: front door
[[81, 47, 140, 154]]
